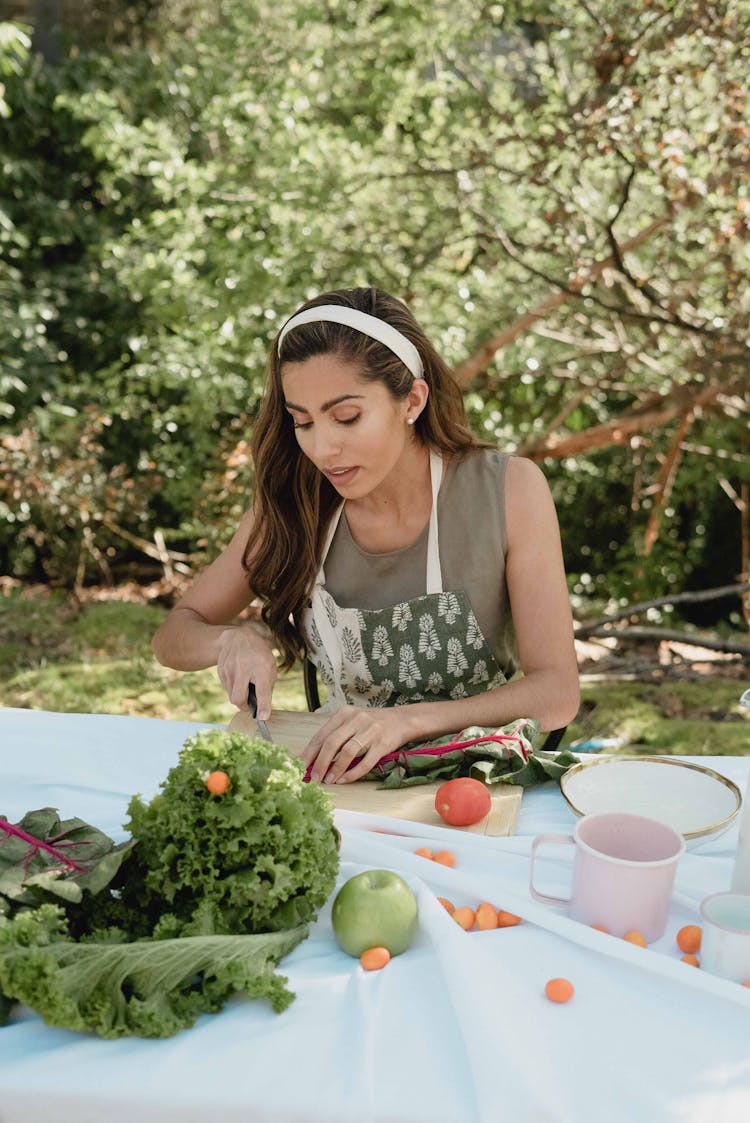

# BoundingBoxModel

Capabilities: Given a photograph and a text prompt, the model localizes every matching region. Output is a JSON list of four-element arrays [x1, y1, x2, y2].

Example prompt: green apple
[[331, 869, 418, 958]]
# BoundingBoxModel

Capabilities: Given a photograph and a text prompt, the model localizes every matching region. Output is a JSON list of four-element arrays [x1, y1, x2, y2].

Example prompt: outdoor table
[[1, 706, 749, 1123]]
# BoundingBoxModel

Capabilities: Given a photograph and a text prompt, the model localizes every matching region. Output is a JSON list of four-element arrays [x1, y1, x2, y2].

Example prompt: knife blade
[[247, 683, 273, 742]]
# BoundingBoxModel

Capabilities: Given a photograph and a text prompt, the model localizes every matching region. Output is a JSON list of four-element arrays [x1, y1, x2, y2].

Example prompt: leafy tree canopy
[[0, 1, 748, 627]]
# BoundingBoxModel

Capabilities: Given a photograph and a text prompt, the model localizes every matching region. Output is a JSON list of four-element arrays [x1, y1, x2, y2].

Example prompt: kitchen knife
[[247, 683, 273, 742]]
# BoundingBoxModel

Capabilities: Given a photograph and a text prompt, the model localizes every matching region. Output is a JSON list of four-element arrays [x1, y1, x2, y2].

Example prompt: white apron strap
[[306, 503, 346, 703], [425, 448, 444, 595]]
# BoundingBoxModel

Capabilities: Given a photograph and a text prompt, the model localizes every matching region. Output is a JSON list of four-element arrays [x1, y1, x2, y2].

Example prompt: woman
[[153, 287, 579, 784]]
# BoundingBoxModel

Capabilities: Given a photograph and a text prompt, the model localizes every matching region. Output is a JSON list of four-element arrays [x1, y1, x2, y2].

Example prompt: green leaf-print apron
[[301, 449, 507, 710]]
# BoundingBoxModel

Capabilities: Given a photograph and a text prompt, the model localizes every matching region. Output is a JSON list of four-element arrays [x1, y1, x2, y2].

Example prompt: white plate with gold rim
[[560, 756, 742, 846]]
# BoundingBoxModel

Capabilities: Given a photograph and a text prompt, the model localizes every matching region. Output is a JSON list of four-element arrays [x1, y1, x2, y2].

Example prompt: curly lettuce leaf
[[0, 809, 134, 908], [122, 730, 339, 938], [0, 905, 306, 1037]]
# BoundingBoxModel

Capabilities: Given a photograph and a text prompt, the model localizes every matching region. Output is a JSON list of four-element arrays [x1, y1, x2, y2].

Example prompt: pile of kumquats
[[413, 844, 571, 1002], [411, 845, 750, 1002]]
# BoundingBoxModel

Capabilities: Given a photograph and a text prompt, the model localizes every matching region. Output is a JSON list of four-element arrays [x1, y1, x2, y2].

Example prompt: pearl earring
[[407, 417, 415, 425]]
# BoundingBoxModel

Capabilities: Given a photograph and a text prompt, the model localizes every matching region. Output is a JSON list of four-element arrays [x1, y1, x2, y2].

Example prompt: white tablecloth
[[1, 707, 749, 1123]]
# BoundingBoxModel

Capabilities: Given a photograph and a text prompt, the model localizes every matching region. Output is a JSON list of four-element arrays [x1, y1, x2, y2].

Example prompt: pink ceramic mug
[[529, 812, 685, 941]]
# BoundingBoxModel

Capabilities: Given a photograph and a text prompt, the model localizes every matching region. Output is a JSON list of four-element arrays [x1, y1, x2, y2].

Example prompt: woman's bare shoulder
[[506, 453, 548, 485], [505, 456, 559, 532]]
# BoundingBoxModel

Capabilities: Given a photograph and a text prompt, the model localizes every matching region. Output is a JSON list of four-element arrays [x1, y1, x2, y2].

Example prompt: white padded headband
[[277, 304, 425, 380]]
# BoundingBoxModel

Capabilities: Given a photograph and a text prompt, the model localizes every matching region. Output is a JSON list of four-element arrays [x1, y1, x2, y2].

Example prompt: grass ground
[[1, 585, 748, 754]]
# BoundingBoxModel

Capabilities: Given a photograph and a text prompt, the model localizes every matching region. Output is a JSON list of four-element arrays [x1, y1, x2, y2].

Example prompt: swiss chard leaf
[[368, 719, 580, 788], [0, 809, 134, 908]]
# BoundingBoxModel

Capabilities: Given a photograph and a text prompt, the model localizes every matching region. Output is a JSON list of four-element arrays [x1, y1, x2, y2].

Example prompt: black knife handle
[[247, 682, 258, 718]]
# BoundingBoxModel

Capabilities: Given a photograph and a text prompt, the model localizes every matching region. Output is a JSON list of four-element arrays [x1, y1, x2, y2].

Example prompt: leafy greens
[[0, 808, 134, 908], [122, 730, 340, 938], [0, 905, 306, 1038], [0, 729, 340, 1037], [356, 719, 579, 788]]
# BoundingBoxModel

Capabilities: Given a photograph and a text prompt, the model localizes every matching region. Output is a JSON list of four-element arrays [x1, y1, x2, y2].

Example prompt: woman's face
[[281, 353, 424, 498]]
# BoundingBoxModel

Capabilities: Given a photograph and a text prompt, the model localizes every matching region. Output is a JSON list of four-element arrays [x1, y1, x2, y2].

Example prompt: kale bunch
[[0, 904, 306, 1038]]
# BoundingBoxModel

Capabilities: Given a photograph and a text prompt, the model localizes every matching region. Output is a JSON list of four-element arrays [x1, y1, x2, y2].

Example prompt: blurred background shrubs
[[0, 2, 748, 638]]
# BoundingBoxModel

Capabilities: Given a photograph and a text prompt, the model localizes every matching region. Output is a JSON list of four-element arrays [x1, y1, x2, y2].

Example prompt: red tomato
[[434, 778, 491, 826]]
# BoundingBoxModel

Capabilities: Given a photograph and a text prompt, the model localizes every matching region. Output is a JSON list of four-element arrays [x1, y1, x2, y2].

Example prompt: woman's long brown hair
[[245, 286, 487, 669]]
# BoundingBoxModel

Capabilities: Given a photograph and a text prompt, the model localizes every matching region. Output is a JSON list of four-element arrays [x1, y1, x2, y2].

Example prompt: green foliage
[[567, 680, 750, 755], [0, 3, 748, 616], [0, 587, 308, 719]]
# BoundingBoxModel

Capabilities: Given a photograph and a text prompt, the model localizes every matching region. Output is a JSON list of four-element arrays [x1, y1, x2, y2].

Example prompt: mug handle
[[529, 833, 575, 906]]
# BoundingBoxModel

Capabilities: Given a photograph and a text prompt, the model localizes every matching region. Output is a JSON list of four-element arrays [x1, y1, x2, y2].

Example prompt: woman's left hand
[[301, 705, 417, 784]]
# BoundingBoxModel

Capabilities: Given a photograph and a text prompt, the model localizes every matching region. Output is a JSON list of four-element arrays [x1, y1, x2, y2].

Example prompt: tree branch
[[100, 517, 193, 573], [575, 582, 750, 638], [605, 156, 711, 334], [453, 216, 668, 385], [577, 626, 750, 658], [642, 409, 695, 556], [516, 381, 734, 460]]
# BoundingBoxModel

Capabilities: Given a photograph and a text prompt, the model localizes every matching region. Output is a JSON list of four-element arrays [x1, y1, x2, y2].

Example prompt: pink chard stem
[[0, 818, 86, 872]]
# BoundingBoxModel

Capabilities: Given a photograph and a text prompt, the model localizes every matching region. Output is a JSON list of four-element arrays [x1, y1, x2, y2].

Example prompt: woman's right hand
[[216, 624, 277, 718]]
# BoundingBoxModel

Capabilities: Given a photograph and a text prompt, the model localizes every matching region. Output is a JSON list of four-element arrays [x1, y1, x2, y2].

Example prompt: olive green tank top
[[323, 448, 518, 677]]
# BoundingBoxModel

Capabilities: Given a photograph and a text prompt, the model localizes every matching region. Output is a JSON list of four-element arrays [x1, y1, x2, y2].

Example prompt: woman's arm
[[303, 456, 579, 783], [152, 511, 278, 717], [490, 455, 580, 727]]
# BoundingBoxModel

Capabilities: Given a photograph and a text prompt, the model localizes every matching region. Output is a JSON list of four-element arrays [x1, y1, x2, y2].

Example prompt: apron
[[301, 449, 507, 710]]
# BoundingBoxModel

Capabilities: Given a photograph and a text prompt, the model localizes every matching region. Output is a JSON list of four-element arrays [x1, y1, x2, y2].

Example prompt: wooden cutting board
[[227, 709, 523, 837]]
